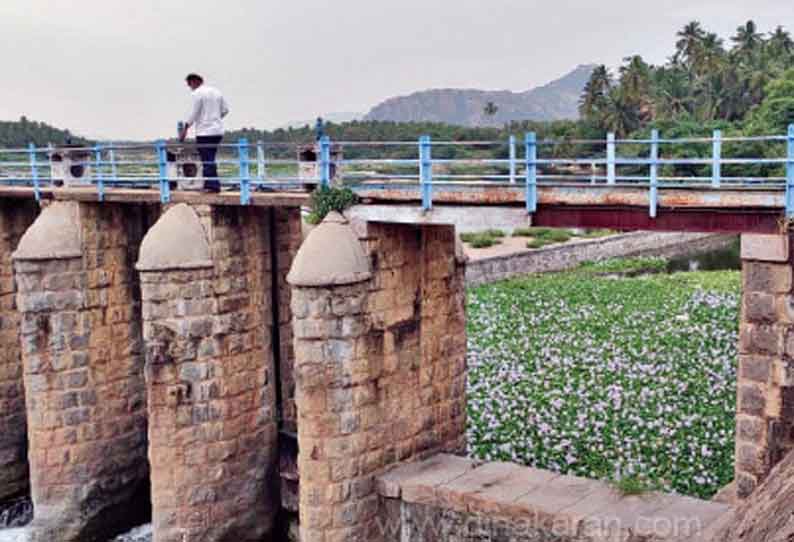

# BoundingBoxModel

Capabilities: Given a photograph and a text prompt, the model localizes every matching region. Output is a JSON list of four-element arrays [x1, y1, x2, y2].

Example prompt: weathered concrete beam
[[12, 201, 155, 541], [347, 204, 531, 234]]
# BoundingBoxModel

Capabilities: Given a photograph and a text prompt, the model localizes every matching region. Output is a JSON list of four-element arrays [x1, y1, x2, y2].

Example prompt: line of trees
[[579, 20, 794, 136], [0, 116, 88, 148]]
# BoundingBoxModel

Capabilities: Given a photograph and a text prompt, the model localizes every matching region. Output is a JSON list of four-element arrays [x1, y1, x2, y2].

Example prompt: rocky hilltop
[[364, 64, 595, 126]]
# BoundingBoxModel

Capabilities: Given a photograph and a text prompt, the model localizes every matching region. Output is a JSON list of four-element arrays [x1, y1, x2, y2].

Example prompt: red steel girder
[[531, 205, 783, 234]]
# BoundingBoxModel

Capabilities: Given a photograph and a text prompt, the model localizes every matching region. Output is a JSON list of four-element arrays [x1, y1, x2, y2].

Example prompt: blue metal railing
[[0, 126, 792, 216]]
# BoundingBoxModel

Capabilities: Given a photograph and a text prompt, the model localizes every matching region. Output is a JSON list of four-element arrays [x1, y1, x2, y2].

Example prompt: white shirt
[[186, 85, 229, 137]]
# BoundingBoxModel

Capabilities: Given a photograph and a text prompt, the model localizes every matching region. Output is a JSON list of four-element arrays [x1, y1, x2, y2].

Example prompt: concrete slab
[[376, 454, 476, 504], [584, 492, 677, 542], [512, 473, 605, 534], [434, 461, 558, 515], [347, 204, 532, 233], [741, 234, 789, 262], [648, 495, 731, 541]]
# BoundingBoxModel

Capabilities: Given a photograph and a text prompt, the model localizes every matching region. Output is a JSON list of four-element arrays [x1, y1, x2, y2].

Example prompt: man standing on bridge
[[179, 73, 229, 193]]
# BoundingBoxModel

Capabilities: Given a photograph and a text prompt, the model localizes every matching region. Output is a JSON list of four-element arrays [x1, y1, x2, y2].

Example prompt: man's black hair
[[185, 73, 204, 84]]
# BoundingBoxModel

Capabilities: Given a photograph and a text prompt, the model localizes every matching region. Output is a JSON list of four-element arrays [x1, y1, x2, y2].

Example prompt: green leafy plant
[[578, 257, 668, 275], [612, 475, 659, 497], [539, 230, 573, 243], [469, 234, 501, 248], [306, 185, 358, 224], [578, 229, 616, 239], [460, 230, 505, 247], [526, 239, 549, 249]]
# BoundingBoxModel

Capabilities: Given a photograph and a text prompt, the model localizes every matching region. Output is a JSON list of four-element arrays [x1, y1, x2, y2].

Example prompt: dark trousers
[[196, 135, 223, 191]]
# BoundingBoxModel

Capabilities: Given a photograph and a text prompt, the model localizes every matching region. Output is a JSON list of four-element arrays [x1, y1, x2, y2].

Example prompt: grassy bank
[[466, 264, 740, 499]]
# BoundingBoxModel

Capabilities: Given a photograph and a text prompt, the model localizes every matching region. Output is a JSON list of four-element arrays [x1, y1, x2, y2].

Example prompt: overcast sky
[[1, 0, 791, 140]]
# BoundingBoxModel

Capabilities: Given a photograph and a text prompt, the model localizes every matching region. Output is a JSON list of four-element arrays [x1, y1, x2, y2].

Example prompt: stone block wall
[[735, 233, 794, 498], [289, 215, 467, 542], [364, 223, 467, 459], [0, 199, 39, 501], [13, 202, 156, 541], [138, 204, 287, 542]]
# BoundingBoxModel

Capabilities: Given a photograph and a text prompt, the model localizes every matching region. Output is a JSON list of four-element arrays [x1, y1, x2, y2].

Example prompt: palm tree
[[602, 88, 641, 137], [653, 67, 692, 119], [731, 20, 763, 62], [696, 33, 726, 75], [675, 21, 706, 67], [579, 65, 612, 119], [619, 56, 654, 122], [768, 26, 794, 56]]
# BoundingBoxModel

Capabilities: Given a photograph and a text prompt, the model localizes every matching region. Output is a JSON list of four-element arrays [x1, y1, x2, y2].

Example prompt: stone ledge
[[378, 455, 733, 541], [741, 234, 789, 263]]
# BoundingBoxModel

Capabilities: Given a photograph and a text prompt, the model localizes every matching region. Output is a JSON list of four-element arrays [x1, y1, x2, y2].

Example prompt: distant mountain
[[364, 64, 596, 126], [279, 112, 363, 130]]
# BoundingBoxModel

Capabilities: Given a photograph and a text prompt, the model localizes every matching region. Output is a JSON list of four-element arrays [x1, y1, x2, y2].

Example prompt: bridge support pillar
[[137, 203, 281, 542], [288, 213, 467, 542], [0, 199, 39, 502], [12, 201, 154, 541], [736, 233, 794, 498]]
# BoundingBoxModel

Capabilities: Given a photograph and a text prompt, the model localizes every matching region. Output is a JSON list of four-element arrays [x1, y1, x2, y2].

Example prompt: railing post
[[319, 135, 331, 187], [590, 161, 597, 184], [28, 143, 40, 202], [525, 132, 537, 213], [649, 129, 659, 218], [156, 140, 170, 204], [607, 132, 616, 185], [94, 143, 104, 202], [509, 135, 516, 184], [787, 124, 794, 218], [109, 141, 118, 183], [47, 143, 54, 188], [712, 129, 722, 188], [238, 138, 251, 205], [257, 140, 266, 182], [419, 135, 432, 211]]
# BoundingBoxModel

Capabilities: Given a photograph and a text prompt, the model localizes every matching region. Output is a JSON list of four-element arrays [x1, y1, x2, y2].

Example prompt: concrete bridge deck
[[0, 182, 785, 234]]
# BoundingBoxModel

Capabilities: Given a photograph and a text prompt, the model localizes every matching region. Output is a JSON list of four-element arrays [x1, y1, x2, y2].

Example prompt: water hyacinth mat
[[466, 267, 739, 499]]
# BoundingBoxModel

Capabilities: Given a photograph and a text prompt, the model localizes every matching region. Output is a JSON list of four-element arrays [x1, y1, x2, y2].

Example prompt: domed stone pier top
[[136, 203, 212, 271], [287, 211, 371, 287]]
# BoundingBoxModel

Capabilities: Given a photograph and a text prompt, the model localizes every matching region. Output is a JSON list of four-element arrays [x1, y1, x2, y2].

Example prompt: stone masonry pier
[[13, 201, 157, 541], [288, 212, 468, 542], [137, 203, 300, 541]]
